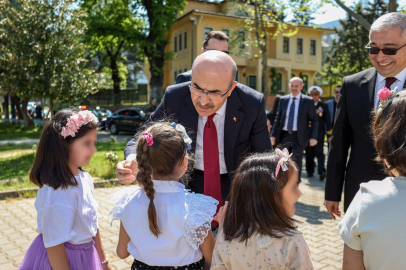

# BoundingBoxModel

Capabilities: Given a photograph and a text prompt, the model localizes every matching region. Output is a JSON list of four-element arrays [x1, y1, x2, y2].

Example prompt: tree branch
[[333, 0, 370, 30]]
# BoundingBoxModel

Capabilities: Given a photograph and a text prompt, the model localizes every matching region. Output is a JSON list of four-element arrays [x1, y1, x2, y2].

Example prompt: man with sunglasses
[[117, 51, 272, 219], [175, 30, 230, 84], [325, 13, 406, 220]]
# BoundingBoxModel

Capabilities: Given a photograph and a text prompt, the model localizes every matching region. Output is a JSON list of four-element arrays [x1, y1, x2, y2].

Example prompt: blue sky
[[313, 0, 406, 24]]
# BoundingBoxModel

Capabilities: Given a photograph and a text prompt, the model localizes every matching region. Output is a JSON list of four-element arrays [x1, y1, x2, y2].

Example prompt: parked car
[[107, 108, 148, 134], [89, 107, 112, 130]]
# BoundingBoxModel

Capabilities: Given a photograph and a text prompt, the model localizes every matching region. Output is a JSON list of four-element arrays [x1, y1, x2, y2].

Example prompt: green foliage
[[323, 0, 387, 83], [0, 0, 101, 112], [0, 121, 42, 141]]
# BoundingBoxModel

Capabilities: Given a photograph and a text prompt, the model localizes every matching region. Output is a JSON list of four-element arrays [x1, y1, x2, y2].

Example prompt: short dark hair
[[202, 31, 229, 49], [373, 91, 406, 176], [335, 85, 342, 88], [30, 110, 98, 189], [223, 152, 299, 243]]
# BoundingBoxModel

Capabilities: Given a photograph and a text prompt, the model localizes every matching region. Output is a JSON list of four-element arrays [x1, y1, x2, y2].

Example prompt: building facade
[[145, 0, 332, 102]]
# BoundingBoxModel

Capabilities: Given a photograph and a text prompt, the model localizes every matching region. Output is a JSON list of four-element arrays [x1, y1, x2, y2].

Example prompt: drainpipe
[[190, 17, 196, 67]]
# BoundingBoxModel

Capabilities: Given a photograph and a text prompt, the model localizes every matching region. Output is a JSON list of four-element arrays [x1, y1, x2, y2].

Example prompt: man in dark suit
[[305, 86, 332, 181], [175, 30, 229, 84], [325, 85, 341, 127], [116, 50, 272, 208], [271, 77, 318, 182], [325, 12, 406, 219]]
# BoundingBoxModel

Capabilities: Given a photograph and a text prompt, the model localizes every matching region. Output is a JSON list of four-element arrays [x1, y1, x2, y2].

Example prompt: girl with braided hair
[[109, 122, 218, 270]]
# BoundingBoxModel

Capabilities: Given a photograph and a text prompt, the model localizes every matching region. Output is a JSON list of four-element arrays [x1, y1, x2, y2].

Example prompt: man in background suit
[[325, 12, 406, 219], [271, 77, 318, 182], [305, 86, 332, 181], [325, 85, 341, 128], [116, 50, 272, 211], [175, 31, 229, 84]]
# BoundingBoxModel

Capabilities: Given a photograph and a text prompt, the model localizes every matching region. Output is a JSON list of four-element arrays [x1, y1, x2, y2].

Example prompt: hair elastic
[[142, 133, 154, 146], [275, 148, 292, 178], [171, 122, 192, 166]]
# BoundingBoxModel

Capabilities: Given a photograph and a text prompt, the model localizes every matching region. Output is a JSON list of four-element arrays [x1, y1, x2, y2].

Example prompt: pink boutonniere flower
[[377, 86, 398, 113], [377, 87, 392, 100]]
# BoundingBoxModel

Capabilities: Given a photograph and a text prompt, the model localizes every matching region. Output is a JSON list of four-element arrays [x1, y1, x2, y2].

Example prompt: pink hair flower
[[60, 110, 98, 139], [142, 133, 154, 146], [377, 87, 392, 100]]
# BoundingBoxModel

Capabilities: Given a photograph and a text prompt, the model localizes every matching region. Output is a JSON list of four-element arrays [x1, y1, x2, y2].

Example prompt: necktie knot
[[208, 114, 216, 121], [385, 77, 397, 88]]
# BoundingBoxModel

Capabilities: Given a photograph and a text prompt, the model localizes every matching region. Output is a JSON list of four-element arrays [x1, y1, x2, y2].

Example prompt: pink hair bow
[[142, 133, 154, 146], [275, 148, 292, 178]]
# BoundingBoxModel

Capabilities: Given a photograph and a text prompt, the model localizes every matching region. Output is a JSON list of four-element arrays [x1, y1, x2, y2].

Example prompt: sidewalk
[[0, 174, 344, 270]]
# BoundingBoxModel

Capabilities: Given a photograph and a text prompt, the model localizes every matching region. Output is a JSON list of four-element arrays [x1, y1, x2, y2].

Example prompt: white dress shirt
[[374, 67, 406, 107], [109, 180, 218, 267], [194, 100, 228, 174], [35, 171, 99, 248], [283, 93, 301, 131]]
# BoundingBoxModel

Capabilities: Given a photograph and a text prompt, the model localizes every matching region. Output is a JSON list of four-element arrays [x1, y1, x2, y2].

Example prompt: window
[[128, 110, 139, 117], [297, 38, 303, 54], [204, 27, 213, 39], [291, 73, 296, 78], [184, 31, 187, 49], [310, 39, 316, 56], [222, 28, 229, 37], [179, 33, 182, 51], [238, 31, 246, 50], [283, 37, 289, 53], [247, 75, 256, 90], [184, 67, 187, 72], [174, 70, 177, 81], [118, 110, 129, 116], [174, 36, 178, 53]]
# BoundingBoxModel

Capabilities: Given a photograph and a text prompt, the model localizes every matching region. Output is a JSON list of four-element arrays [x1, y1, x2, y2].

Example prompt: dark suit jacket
[[325, 98, 335, 125], [124, 81, 272, 177], [325, 67, 387, 211], [315, 102, 332, 137], [175, 70, 192, 84], [270, 94, 318, 148]]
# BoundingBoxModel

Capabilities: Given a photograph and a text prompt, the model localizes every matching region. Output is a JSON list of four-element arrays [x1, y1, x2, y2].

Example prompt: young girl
[[338, 91, 406, 270], [211, 149, 314, 269], [109, 122, 218, 270], [19, 110, 110, 270]]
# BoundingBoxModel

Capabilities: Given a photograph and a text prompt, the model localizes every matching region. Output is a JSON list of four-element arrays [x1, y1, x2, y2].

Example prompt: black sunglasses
[[365, 43, 406, 55], [204, 48, 230, 55]]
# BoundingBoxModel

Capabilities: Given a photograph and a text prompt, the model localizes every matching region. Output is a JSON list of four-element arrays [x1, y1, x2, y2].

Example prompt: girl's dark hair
[[223, 152, 298, 243], [136, 123, 187, 237], [373, 90, 406, 176], [30, 110, 98, 189]]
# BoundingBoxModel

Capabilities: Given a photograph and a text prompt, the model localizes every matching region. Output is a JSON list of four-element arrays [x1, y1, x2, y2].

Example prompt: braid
[[136, 136, 161, 237]]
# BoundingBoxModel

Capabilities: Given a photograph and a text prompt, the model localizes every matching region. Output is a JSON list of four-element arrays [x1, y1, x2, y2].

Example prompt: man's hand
[[324, 200, 341, 220], [309, 139, 317, 147], [271, 136, 276, 146], [115, 155, 138, 185]]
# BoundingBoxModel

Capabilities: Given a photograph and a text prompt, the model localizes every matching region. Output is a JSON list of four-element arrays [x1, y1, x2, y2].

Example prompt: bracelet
[[101, 259, 109, 265]]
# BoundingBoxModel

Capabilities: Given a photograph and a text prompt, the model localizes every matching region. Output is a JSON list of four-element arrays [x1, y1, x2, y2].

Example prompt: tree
[[290, 0, 315, 25], [81, 0, 145, 105], [323, 0, 387, 83], [333, 0, 398, 31], [0, 0, 101, 129], [135, 0, 187, 100]]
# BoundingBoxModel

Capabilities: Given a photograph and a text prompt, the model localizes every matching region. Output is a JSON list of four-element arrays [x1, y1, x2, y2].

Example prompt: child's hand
[[214, 201, 228, 226], [102, 262, 112, 270]]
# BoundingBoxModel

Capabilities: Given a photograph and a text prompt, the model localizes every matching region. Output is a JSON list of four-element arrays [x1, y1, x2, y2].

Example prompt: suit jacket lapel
[[224, 90, 244, 170], [360, 68, 377, 112], [180, 95, 199, 149], [298, 95, 305, 116]]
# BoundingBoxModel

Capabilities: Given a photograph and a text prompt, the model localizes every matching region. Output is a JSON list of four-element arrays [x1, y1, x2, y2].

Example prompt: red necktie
[[203, 114, 223, 226], [385, 77, 397, 88]]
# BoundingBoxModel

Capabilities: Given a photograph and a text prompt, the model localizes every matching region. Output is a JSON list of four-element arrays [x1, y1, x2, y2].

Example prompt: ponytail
[[136, 137, 161, 237]]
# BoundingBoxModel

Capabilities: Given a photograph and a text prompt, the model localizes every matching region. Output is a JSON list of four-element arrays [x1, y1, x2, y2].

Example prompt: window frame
[[184, 30, 187, 49], [310, 39, 317, 56], [204, 27, 213, 39], [297, 38, 303, 55], [174, 35, 178, 53], [283, 37, 290, 53]]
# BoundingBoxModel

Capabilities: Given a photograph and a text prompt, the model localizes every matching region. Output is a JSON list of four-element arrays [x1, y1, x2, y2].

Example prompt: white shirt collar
[[314, 102, 318, 106], [290, 93, 301, 100], [376, 67, 406, 85], [151, 180, 185, 193], [215, 99, 227, 117]]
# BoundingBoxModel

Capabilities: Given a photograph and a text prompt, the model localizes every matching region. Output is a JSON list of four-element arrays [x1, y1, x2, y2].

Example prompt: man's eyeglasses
[[204, 48, 230, 55], [189, 83, 234, 101], [365, 43, 406, 55]]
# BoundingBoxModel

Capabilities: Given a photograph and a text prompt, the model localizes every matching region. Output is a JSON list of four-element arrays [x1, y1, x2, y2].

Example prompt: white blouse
[[338, 177, 406, 270], [109, 180, 218, 266], [35, 171, 99, 248]]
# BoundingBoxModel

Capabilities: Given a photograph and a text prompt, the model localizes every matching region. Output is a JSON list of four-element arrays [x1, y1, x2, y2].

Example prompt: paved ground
[[0, 173, 344, 270]]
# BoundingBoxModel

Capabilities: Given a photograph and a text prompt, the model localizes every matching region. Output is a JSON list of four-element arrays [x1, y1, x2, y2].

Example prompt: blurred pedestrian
[[146, 98, 157, 116], [325, 85, 341, 128], [267, 94, 281, 136]]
